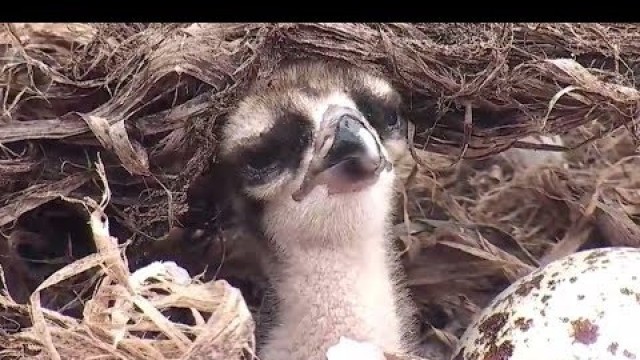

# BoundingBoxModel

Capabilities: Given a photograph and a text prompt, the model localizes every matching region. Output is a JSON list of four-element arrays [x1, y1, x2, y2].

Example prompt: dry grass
[[1, 158, 255, 359], [1, 23, 640, 360]]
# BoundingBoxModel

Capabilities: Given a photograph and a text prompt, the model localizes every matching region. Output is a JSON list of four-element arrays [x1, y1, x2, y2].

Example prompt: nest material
[[3, 23, 640, 237], [0, 161, 256, 360], [2, 23, 640, 360]]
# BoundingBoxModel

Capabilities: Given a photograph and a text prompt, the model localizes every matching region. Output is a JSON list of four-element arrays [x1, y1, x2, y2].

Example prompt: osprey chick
[[215, 61, 415, 360]]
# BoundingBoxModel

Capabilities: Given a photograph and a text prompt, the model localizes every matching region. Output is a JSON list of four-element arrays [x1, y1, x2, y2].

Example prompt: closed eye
[[242, 149, 284, 184], [246, 151, 279, 171], [385, 111, 400, 128], [238, 112, 313, 186], [350, 88, 403, 138]]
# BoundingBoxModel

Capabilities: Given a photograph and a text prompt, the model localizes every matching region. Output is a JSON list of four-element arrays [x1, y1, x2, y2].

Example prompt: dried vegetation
[[1, 23, 640, 360]]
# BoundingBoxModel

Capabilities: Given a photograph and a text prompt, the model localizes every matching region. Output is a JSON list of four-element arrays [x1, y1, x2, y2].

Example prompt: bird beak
[[292, 105, 392, 202]]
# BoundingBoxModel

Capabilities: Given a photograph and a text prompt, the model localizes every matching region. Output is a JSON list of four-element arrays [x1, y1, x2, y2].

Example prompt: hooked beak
[[292, 105, 392, 202]]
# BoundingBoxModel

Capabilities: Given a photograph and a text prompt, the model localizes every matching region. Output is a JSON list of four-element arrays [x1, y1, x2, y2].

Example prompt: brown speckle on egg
[[609, 342, 619, 355], [515, 274, 545, 297], [570, 318, 599, 345], [585, 249, 607, 262], [621, 288, 633, 296], [624, 350, 637, 359], [478, 312, 509, 343], [514, 317, 533, 331], [483, 341, 514, 360], [492, 292, 516, 311], [562, 256, 575, 267], [577, 294, 585, 300], [469, 350, 480, 360]]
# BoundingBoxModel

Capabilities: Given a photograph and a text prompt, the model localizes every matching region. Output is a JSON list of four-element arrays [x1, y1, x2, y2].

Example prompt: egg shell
[[452, 247, 640, 360], [326, 337, 386, 360]]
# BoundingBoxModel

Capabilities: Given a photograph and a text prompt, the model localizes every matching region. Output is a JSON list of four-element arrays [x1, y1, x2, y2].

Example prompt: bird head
[[213, 62, 408, 251]]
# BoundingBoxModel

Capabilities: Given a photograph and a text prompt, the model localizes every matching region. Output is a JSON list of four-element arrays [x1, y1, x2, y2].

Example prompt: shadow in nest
[[1, 199, 98, 318], [124, 164, 273, 341]]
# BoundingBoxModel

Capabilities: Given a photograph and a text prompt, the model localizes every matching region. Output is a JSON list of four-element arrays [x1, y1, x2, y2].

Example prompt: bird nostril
[[338, 114, 358, 129], [326, 115, 376, 164], [334, 115, 363, 143]]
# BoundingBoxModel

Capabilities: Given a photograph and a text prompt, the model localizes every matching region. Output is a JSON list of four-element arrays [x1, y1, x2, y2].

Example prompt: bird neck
[[263, 232, 405, 360]]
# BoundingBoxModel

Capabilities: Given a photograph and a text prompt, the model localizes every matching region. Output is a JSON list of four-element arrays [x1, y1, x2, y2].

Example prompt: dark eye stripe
[[349, 89, 402, 139], [237, 111, 313, 186]]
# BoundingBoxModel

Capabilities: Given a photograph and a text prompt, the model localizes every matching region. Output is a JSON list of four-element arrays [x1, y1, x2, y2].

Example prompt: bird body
[[214, 61, 416, 360]]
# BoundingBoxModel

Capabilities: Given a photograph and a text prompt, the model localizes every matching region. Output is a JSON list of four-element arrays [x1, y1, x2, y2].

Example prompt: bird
[[210, 60, 418, 360]]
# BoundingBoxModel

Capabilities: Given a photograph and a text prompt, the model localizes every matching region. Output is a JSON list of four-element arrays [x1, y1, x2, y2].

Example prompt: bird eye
[[385, 111, 400, 128], [246, 153, 277, 171], [243, 151, 281, 184]]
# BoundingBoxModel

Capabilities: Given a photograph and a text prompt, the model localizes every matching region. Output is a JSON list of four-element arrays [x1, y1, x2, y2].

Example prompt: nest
[[2, 23, 640, 360]]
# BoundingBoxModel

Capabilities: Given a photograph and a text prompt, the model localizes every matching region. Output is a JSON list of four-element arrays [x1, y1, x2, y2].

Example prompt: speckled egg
[[451, 247, 640, 360]]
